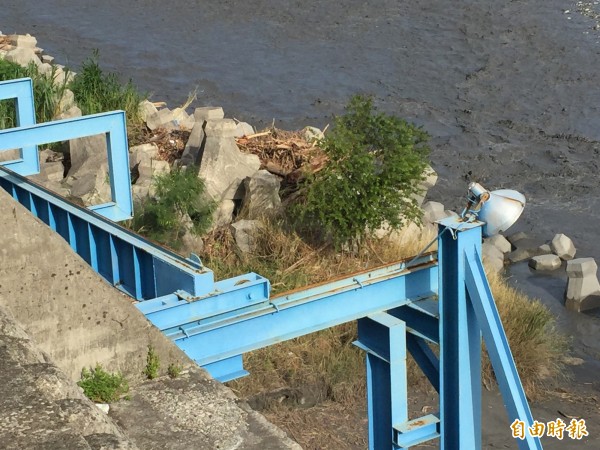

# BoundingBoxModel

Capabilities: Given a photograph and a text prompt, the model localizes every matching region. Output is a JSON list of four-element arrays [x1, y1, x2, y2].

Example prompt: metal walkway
[[0, 77, 541, 449]]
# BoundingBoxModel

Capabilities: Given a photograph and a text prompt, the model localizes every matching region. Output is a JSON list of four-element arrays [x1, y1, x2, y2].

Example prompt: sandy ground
[[1, 0, 600, 447]]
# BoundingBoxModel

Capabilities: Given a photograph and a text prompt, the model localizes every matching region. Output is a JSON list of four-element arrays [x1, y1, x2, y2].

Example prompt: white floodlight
[[461, 182, 526, 237]]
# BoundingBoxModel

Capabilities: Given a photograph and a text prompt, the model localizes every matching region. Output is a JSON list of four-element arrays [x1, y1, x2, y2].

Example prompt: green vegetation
[[69, 50, 145, 129], [144, 345, 160, 380], [0, 59, 70, 128], [130, 167, 215, 248], [293, 95, 430, 247], [77, 364, 129, 403], [167, 363, 182, 379]]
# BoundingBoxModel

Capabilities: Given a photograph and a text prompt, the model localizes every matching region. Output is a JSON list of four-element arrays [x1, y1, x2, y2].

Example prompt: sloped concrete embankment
[[0, 187, 301, 449]]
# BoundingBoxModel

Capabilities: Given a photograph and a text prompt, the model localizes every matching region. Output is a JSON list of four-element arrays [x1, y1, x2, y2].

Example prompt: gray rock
[[234, 121, 255, 138], [551, 233, 576, 260], [212, 200, 236, 228], [482, 242, 504, 261], [9, 33, 37, 48], [506, 231, 529, 245], [529, 254, 561, 271], [482, 242, 505, 273], [5, 47, 41, 67], [68, 134, 106, 175], [55, 105, 82, 120], [139, 100, 158, 124], [422, 201, 446, 223], [194, 106, 224, 122], [241, 170, 282, 219], [565, 258, 600, 312], [146, 108, 177, 131], [231, 219, 261, 253], [58, 89, 75, 114], [198, 135, 260, 201], [71, 162, 112, 206], [538, 243, 552, 254], [41, 54, 54, 64], [485, 234, 512, 254], [507, 237, 545, 263]]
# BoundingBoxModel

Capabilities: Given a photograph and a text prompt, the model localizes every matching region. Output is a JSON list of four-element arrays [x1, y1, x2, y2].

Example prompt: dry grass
[[483, 270, 569, 400], [200, 219, 566, 447]]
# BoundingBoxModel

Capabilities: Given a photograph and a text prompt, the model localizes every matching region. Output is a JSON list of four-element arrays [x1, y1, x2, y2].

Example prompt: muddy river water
[[2, 0, 600, 427]]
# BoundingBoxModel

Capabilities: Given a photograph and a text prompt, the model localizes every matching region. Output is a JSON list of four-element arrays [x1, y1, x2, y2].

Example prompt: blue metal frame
[[0, 78, 37, 174], [0, 78, 133, 221], [0, 167, 216, 299], [0, 77, 543, 449]]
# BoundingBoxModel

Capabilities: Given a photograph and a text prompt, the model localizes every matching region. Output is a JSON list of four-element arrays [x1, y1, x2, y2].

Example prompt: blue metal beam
[[146, 256, 438, 381], [0, 167, 215, 299], [464, 248, 542, 450], [437, 218, 482, 450]]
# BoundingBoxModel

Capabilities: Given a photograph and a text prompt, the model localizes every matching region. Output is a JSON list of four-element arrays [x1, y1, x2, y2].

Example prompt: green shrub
[[131, 167, 215, 247], [144, 345, 160, 379], [0, 59, 70, 127], [69, 50, 145, 129], [77, 364, 129, 403], [293, 95, 430, 247], [167, 363, 182, 379]]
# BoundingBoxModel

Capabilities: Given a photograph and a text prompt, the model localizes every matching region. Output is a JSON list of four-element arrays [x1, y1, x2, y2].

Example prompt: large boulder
[[565, 258, 600, 312], [198, 119, 260, 201], [551, 233, 576, 261], [241, 170, 282, 219]]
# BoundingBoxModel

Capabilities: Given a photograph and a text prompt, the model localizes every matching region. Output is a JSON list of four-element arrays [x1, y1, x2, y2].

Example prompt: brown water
[[2, 0, 599, 396]]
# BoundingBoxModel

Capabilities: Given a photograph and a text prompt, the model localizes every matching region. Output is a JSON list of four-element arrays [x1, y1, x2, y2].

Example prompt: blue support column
[[437, 216, 542, 450], [438, 219, 482, 450], [355, 313, 408, 450]]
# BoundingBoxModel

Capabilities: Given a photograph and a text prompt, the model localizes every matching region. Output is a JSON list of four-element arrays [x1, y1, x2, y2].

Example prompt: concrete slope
[[0, 187, 301, 449], [0, 305, 137, 450]]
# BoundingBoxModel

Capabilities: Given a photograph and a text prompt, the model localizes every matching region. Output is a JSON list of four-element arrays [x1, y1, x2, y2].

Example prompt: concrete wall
[[0, 188, 191, 382]]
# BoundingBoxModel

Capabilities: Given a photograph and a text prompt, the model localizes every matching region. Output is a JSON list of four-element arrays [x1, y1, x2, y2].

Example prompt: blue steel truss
[[0, 78, 542, 449]]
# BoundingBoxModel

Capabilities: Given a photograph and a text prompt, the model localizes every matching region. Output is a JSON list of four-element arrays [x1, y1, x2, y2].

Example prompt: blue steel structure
[[0, 78, 542, 449]]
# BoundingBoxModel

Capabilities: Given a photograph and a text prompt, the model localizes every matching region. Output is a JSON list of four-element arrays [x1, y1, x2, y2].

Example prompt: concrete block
[[139, 100, 159, 124], [204, 119, 237, 138], [41, 54, 54, 64], [194, 106, 224, 122], [179, 120, 205, 168], [422, 201, 446, 223], [242, 170, 282, 219], [565, 258, 600, 312], [538, 243, 552, 254], [147, 108, 177, 131], [482, 242, 504, 262], [5, 47, 41, 67], [551, 233, 576, 260], [234, 121, 255, 138], [483, 256, 504, 274], [485, 234, 512, 254], [198, 136, 260, 200], [566, 257, 598, 278], [529, 254, 561, 271], [9, 33, 37, 48], [506, 231, 529, 245]]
